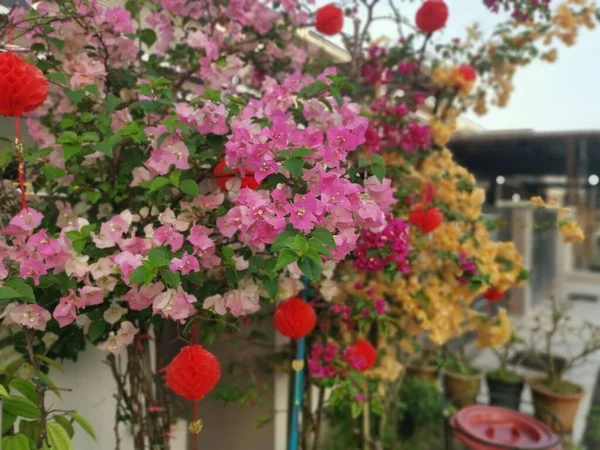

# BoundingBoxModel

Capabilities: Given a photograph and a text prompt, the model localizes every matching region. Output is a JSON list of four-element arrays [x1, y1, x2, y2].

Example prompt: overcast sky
[[315, 0, 600, 133]]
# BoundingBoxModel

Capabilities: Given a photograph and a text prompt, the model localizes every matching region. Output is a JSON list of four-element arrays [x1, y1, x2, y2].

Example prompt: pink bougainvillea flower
[[9, 304, 51, 331]]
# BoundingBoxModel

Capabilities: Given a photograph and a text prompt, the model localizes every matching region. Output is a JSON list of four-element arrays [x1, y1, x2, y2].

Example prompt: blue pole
[[288, 277, 309, 450]]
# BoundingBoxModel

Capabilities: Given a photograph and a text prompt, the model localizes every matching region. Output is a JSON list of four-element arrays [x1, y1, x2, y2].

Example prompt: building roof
[[449, 130, 600, 178]]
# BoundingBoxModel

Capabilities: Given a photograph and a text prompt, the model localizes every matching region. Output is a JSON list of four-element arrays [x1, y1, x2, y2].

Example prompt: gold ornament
[[291, 359, 304, 371], [189, 419, 203, 435]]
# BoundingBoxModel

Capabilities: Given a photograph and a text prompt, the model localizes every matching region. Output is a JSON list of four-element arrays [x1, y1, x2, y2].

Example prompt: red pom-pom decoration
[[315, 3, 344, 36], [484, 287, 504, 302], [408, 205, 443, 233], [346, 339, 377, 372], [274, 297, 317, 339], [415, 0, 449, 34], [0, 52, 48, 117], [166, 344, 221, 401], [213, 158, 259, 191]]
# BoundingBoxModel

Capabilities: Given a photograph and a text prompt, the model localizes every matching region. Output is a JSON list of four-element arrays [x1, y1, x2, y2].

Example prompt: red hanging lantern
[[484, 287, 504, 302], [274, 297, 317, 339], [0, 49, 49, 211], [315, 3, 344, 36], [415, 0, 449, 34], [166, 344, 221, 401], [408, 205, 443, 233], [346, 339, 377, 372], [0, 52, 48, 117], [213, 158, 259, 191]]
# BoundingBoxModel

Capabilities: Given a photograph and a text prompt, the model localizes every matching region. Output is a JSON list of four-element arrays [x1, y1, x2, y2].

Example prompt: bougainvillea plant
[[0, 0, 395, 448], [0, 0, 593, 449]]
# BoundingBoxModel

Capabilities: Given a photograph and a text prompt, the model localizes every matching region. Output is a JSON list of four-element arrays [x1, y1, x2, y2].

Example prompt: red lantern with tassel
[[345, 339, 377, 372], [274, 296, 317, 339], [213, 158, 259, 191], [166, 344, 221, 401], [484, 287, 505, 302], [415, 0, 449, 34], [0, 52, 48, 117], [315, 3, 344, 36], [0, 33, 49, 211]]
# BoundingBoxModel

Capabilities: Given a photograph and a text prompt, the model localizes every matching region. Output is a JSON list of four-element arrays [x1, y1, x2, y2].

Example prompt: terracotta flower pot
[[442, 369, 482, 409], [529, 377, 584, 433], [406, 364, 439, 383]]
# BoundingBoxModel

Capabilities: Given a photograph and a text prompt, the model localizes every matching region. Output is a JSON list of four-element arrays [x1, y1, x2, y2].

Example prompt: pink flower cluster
[[354, 217, 410, 272], [308, 342, 340, 379]]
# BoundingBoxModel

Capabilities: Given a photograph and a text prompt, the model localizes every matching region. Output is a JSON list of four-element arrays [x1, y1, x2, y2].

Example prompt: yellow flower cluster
[[431, 66, 475, 96], [472, 309, 513, 349], [529, 196, 585, 243], [358, 149, 526, 347]]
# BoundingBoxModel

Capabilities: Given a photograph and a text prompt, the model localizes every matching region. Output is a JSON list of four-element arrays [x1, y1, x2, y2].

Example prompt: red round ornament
[[347, 339, 377, 372], [166, 344, 221, 401], [315, 3, 344, 36], [408, 205, 443, 233], [274, 297, 317, 339], [415, 0, 449, 34], [484, 287, 504, 302], [213, 158, 259, 191], [0, 52, 48, 117], [457, 64, 477, 83]]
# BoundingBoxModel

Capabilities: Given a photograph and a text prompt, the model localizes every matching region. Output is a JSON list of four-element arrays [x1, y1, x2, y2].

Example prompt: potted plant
[[406, 340, 440, 384], [486, 333, 525, 410], [527, 296, 600, 433], [441, 345, 482, 409]]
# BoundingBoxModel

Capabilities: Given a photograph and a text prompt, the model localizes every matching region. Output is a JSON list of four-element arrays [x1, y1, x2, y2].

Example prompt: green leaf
[[128, 266, 147, 286], [81, 132, 99, 142], [149, 177, 171, 192], [273, 249, 298, 271], [203, 88, 221, 103], [262, 277, 279, 299], [169, 169, 181, 187], [9, 379, 38, 404], [351, 402, 362, 419], [19, 420, 40, 442], [47, 72, 68, 85], [285, 236, 309, 254], [85, 191, 101, 204], [139, 29, 157, 47], [2, 433, 31, 450], [70, 412, 96, 440], [5, 279, 35, 303], [3, 396, 41, 419], [298, 257, 322, 281], [104, 94, 123, 113], [0, 384, 11, 398], [271, 229, 297, 252], [290, 147, 314, 158], [310, 228, 336, 249], [298, 80, 329, 98], [47, 421, 74, 450], [0, 286, 21, 300], [180, 179, 199, 197], [62, 144, 81, 162], [308, 238, 333, 257], [2, 410, 16, 434], [160, 269, 180, 289], [87, 322, 106, 344], [371, 154, 384, 165], [42, 165, 66, 181], [372, 164, 385, 182], [54, 415, 74, 438], [65, 89, 85, 106], [283, 158, 304, 178], [0, 146, 12, 168]]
